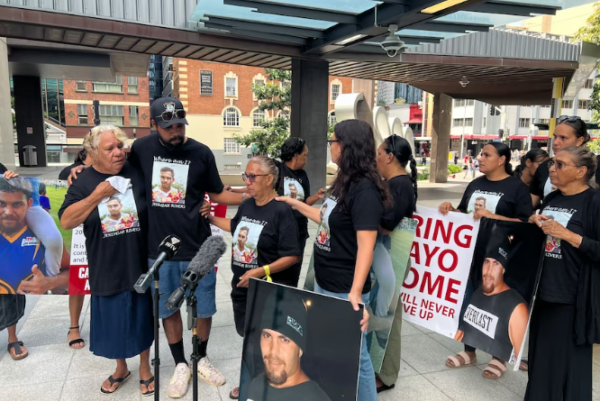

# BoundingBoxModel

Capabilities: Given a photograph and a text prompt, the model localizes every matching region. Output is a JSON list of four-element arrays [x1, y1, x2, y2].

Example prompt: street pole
[[459, 100, 466, 160]]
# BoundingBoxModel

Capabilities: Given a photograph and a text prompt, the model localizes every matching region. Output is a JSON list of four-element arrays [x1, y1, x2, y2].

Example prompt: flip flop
[[100, 371, 131, 395], [68, 326, 85, 349], [7, 341, 28, 360], [140, 376, 155, 397]]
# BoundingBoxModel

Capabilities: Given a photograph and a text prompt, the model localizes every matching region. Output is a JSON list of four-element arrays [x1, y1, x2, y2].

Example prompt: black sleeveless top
[[460, 287, 525, 361]]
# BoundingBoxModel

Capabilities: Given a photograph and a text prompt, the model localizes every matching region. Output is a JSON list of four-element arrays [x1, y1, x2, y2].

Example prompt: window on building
[[454, 99, 465, 107], [129, 106, 139, 126], [253, 109, 265, 127], [223, 107, 240, 126], [329, 112, 336, 126], [579, 99, 590, 110], [519, 118, 531, 128], [464, 118, 473, 127], [538, 118, 550, 124], [226, 77, 236, 97], [453, 118, 464, 127], [331, 84, 341, 101], [584, 78, 595, 89], [200, 70, 213, 95], [482, 117, 486, 127], [127, 77, 138, 94], [278, 110, 290, 120], [562, 100, 574, 109], [93, 76, 123, 93], [466, 99, 475, 106], [224, 138, 241, 154], [77, 104, 88, 125], [254, 79, 265, 89], [281, 81, 290, 90], [76, 81, 87, 92], [224, 164, 241, 171], [99, 105, 124, 126]]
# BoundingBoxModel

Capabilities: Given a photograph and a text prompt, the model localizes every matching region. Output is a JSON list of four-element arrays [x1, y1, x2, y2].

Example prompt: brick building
[[167, 58, 353, 172]]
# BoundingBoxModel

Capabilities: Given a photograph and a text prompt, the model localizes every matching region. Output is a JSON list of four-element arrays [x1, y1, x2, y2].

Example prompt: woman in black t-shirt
[[530, 116, 590, 208], [208, 155, 300, 400], [439, 142, 532, 380], [526, 146, 600, 401], [514, 149, 549, 186], [278, 120, 391, 401], [59, 125, 154, 396]]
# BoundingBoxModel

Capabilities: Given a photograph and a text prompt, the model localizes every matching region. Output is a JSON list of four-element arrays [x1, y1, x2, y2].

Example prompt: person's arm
[[208, 190, 245, 206], [306, 188, 325, 206], [208, 215, 232, 233], [237, 256, 300, 288], [276, 196, 321, 223], [17, 244, 70, 294], [223, 185, 247, 194], [205, 151, 247, 205], [508, 303, 529, 360], [350, 230, 377, 332], [60, 182, 117, 230]]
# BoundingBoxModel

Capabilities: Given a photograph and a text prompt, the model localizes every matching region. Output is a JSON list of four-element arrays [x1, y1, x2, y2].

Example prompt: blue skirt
[[90, 291, 154, 360]]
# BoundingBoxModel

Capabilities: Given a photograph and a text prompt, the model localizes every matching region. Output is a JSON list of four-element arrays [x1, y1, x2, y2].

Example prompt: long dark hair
[[514, 148, 549, 178], [486, 142, 513, 175], [330, 120, 392, 209], [383, 135, 418, 211], [280, 137, 306, 162], [558, 118, 590, 144]]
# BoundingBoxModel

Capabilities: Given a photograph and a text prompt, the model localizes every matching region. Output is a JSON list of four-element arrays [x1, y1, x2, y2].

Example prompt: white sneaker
[[197, 356, 226, 387], [168, 363, 191, 398]]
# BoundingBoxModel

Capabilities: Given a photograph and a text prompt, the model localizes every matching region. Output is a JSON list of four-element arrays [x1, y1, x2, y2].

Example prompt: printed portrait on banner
[[232, 220, 264, 269], [98, 187, 140, 235], [466, 190, 502, 214], [239, 280, 362, 401], [151, 160, 189, 205], [284, 177, 305, 201]]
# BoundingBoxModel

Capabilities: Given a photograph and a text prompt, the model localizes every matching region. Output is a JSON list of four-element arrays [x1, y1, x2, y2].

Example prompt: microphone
[[166, 236, 227, 310], [134, 235, 182, 294]]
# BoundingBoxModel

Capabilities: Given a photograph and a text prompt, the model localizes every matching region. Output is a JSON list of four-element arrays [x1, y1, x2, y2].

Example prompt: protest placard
[[68, 225, 89, 295]]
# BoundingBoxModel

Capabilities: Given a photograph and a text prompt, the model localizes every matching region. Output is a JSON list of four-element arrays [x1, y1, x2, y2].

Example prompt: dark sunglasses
[[242, 173, 270, 183], [557, 115, 582, 124], [156, 109, 186, 122]]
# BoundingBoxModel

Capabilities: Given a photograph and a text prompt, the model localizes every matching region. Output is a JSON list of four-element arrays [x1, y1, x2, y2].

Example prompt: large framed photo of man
[[239, 280, 363, 401]]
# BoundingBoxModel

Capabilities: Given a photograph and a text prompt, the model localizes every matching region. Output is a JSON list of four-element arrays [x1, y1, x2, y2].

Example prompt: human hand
[[348, 291, 369, 332], [224, 185, 232, 192], [67, 164, 90, 186], [92, 182, 118, 200], [17, 265, 51, 295], [2, 170, 19, 179], [315, 188, 326, 199], [540, 219, 569, 240], [236, 268, 262, 288], [200, 200, 211, 217], [473, 208, 493, 221], [438, 202, 454, 215], [528, 214, 548, 227]]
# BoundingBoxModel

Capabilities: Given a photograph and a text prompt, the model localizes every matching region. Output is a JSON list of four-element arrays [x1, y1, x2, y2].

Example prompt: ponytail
[[384, 135, 418, 212], [408, 155, 418, 212]]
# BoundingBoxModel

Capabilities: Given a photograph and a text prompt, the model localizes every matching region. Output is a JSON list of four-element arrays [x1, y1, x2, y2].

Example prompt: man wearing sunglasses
[[125, 97, 247, 398]]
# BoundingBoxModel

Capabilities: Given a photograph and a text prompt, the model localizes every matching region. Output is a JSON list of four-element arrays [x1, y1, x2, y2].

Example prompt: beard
[[264, 358, 288, 386], [482, 276, 495, 294], [0, 219, 22, 236]]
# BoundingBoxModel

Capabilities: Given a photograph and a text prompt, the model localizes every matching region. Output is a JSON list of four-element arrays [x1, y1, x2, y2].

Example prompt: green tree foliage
[[233, 69, 292, 157], [587, 137, 600, 154], [575, 4, 600, 121]]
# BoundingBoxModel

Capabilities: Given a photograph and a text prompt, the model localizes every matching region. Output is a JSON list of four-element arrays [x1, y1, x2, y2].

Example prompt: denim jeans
[[314, 282, 378, 401]]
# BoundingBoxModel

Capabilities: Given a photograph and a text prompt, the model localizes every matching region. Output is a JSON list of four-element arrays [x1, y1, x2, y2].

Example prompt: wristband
[[263, 265, 272, 283]]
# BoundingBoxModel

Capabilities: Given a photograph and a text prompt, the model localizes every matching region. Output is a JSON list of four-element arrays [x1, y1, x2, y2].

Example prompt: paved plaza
[[2, 168, 600, 401]]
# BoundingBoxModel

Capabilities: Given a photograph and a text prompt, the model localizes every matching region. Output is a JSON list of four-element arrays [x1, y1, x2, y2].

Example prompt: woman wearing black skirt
[[59, 125, 154, 396], [526, 146, 600, 400]]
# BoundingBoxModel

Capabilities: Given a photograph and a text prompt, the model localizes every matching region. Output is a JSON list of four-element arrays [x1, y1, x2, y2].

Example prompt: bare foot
[[230, 386, 240, 399], [102, 367, 130, 393], [68, 327, 85, 349], [140, 364, 155, 394]]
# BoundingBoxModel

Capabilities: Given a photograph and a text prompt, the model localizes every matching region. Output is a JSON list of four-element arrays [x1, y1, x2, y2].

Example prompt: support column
[[0, 38, 14, 169], [291, 59, 329, 193], [13, 75, 47, 167], [430, 93, 452, 183]]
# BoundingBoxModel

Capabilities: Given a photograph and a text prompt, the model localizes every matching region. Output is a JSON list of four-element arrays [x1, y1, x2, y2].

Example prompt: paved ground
[[4, 168, 600, 400]]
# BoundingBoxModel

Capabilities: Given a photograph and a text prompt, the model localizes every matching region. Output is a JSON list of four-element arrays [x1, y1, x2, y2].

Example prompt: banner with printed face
[[457, 218, 545, 369], [400, 206, 479, 338], [239, 280, 362, 401]]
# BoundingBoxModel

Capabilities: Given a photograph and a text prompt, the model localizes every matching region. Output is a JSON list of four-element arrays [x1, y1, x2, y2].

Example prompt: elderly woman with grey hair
[[59, 125, 154, 396]]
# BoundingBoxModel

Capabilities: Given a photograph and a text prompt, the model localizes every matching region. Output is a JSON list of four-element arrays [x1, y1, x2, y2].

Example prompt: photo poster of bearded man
[[239, 279, 363, 401], [455, 219, 545, 369]]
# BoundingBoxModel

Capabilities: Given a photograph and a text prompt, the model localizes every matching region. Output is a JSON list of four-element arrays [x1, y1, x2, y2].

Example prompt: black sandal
[[68, 326, 85, 349], [100, 371, 131, 395], [7, 341, 28, 360], [377, 383, 395, 393], [140, 376, 155, 397]]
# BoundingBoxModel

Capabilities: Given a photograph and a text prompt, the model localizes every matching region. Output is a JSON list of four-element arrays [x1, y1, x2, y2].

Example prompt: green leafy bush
[[448, 165, 463, 174]]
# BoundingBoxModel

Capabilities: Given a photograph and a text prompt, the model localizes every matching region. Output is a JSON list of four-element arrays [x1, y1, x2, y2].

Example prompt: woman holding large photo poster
[[526, 146, 600, 401], [439, 142, 532, 380], [278, 120, 391, 401]]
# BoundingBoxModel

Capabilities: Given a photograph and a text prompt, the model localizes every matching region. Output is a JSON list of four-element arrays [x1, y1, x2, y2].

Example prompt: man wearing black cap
[[125, 97, 246, 397], [247, 290, 331, 401], [454, 235, 529, 366]]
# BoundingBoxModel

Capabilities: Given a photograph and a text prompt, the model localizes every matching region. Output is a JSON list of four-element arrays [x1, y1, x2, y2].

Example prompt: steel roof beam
[[204, 22, 307, 45], [204, 15, 325, 38], [411, 20, 491, 33], [223, 0, 358, 24], [467, 1, 560, 16]]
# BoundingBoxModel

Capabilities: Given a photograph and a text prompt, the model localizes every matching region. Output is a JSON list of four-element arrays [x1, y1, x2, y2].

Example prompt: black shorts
[[0, 295, 26, 332]]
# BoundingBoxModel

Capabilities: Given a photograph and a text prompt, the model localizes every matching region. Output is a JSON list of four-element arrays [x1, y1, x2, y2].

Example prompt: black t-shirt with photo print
[[230, 198, 300, 301], [381, 175, 415, 231], [314, 179, 383, 294], [529, 159, 553, 200], [128, 134, 224, 260], [58, 162, 148, 296], [457, 175, 532, 221], [538, 188, 589, 304], [277, 163, 310, 240]]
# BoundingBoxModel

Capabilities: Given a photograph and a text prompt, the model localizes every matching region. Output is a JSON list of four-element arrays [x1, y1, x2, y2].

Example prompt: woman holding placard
[[526, 146, 600, 401], [439, 142, 532, 379]]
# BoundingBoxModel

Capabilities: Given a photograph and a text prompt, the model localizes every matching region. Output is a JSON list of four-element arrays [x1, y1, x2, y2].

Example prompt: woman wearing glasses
[[207, 155, 300, 400], [278, 120, 391, 401], [526, 146, 600, 401], [439, 142, 532, 379], [530, 116, 590, 208]]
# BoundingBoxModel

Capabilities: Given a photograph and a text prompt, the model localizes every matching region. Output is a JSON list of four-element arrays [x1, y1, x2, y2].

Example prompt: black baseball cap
[[260, 286, 308, 353], [150, 97, 189, 129], [484, 230, 511, 268]]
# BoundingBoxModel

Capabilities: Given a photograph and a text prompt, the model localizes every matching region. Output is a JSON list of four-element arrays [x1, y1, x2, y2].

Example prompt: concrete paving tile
[[402, 321, 423, 337], [399, 359, 420, 378], [424, 367, 522, 401], [215, 282, 233, 303], [0, 344, 73, 387], [410, 321, 435, 334], [215, 357, 243, 400], [24, 295, 71, 320], [427, 332, 493, 366], [17, 316, 75, 348], [378, 375, 452, 401], [67, 347, 143, 380], [0, 295, 39, 361], [594, 344, 600, 367], [0, 380, 63, 401], [473, 363, 528, 397], [60, 373, 142, 401], [203, 325, 244, 361], [213, 300, 235, 328], [155, 364, 223, 401], [400, 333, 456, 375]]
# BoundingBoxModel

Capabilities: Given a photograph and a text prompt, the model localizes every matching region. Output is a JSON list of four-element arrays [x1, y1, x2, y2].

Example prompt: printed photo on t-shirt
[[284, 177, 305, 201], [98, 186, 140, 237], [542, 208, 574, 258], [467, 190, 503, 214], [232, 219, 264, 269], [543, 177, 557, 198], [151, 160, 189, 206], [316, 198, 336, 251]]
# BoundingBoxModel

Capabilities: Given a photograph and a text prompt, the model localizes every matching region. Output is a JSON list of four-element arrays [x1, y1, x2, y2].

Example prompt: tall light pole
[[460, 100, 467, 160]]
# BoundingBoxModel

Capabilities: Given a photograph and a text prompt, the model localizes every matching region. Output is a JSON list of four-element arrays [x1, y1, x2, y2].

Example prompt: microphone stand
[[185, 280, 201, 401], [153, 269, 161, 401]]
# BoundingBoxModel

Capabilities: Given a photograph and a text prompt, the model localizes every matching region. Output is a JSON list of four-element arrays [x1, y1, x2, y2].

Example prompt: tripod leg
[[154, 279, 160, 401]]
